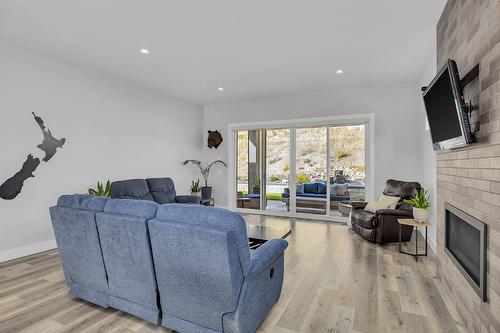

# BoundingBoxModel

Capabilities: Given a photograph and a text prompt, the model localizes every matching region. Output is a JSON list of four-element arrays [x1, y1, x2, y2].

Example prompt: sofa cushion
[[352, 209, 377, 229], [146, 178, 176, 204], [104, 198, 159, 218], [154, 204, 251, 276], [111, 179, 154, 201], [50, 195, 109, 307], [303, 183, 318, 193], [296, 184, 304, 194], [57, 194, 108, 211], [317, 183, 327, 194], [97, 199, 160, 323]]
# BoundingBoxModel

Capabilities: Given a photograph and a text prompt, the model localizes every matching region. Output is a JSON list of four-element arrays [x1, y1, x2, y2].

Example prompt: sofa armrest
[[175, 195, 201, 204], [375, 209, 413, 217], [248, 239, 288, 279], [351, 201, 368, 210]]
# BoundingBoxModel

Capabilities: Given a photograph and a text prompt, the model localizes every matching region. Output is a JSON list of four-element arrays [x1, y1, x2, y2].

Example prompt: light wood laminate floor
[[0, 215, 466, 333]]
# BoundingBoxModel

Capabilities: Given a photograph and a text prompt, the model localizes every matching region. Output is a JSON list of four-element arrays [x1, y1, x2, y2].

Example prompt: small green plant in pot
[[88, 180, 111, 197], [404, 188, 431, 223], [190, 179, 201, 197]]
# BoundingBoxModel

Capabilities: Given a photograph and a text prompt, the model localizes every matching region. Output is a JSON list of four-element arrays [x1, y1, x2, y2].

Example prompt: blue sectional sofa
[[50, 194, 288, 332]]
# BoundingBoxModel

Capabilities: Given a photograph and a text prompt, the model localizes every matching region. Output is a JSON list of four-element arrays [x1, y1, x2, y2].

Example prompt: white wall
[[418, 53, 438, 251], [0, 41, 203, 262], [203, 83, 425, 208]]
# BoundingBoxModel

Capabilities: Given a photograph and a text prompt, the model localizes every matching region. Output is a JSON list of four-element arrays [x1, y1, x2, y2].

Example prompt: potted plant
[[88, 180, 111, 197], [190, 179, 201, 197], [404, 188, 431, 223], [183, 159, 227, 200]]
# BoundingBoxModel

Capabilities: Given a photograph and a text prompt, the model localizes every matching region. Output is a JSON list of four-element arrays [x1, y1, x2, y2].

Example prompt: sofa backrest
[[303, 182, 319, 193], [383, 179, 421, 199], [110, 179, 154, 201], [95, 199, 160, 319], [49, 195, 109, 305], [148, 204, 250, 332], [146, 178, 176, 204]]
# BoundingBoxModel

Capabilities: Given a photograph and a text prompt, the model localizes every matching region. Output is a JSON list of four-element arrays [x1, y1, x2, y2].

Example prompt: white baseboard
[[0, 239, 57, 263]]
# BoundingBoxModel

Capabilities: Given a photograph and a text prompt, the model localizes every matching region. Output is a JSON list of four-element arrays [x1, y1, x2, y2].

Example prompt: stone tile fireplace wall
[[436, 0, 500, 332]]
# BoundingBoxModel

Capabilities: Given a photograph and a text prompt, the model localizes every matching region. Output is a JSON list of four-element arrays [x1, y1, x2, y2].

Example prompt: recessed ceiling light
[[336, 69, 344, 74], [218, 87, 224, 91], [140, 49, 150, 55]]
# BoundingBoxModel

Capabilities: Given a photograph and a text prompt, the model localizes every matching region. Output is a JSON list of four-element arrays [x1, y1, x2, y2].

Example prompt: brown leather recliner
[[351, 179, 421, 244]]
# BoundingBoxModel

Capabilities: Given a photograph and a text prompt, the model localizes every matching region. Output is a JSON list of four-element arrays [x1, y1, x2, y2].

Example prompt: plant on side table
[[191, 179, 201, 197], [88, 180, 111, 197], [183, 159, 227, 200], [404, 188, 431, 223]]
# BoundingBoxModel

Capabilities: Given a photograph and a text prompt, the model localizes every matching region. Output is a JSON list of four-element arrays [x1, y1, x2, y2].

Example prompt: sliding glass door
[[329, 125, 366, 217], [233, 120, 369, 221], [263, 129, 290, 212], [236, 130, 261, 210], [294, 127, 328, 215]]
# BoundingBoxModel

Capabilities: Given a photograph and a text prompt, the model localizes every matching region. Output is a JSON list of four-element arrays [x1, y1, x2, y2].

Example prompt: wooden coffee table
[[247, 224, 292, 249]]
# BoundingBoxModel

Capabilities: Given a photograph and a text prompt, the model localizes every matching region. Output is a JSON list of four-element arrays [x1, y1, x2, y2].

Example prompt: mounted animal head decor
[[207, 130, 223, 149]]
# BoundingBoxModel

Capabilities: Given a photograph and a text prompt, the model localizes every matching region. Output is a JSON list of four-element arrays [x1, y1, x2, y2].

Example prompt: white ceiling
[[0, 1, 446, 105]]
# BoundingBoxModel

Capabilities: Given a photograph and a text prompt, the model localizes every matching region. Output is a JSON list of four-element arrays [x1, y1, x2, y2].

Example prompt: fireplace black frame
[[444, 203, 487, 302]]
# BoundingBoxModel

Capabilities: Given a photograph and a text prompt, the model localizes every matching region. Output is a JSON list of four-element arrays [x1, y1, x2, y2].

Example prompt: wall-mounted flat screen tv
[[423, 59, 473, 150]]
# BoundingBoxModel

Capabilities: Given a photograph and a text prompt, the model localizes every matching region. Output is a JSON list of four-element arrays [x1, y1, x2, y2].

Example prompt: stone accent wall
[[436, 0, 500, 332]]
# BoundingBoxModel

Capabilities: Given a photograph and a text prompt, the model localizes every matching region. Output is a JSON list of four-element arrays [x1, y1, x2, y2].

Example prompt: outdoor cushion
[[296, 184, 304, 194], [317, 183, 327, 194], [297, 193, 326, 198], [303, 183, 318, 193]]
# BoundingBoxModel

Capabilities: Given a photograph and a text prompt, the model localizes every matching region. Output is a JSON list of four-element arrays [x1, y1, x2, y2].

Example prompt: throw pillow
[[364, 200, 390, 213], [330, 184, 338, 196], [296, 184, 304, 194], [378, 194, 400, 209]]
